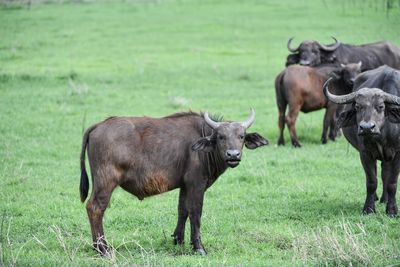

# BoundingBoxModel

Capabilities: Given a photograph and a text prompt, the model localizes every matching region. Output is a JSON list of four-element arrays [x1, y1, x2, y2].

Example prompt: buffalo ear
[[329, 69, 342, 80], [245, 132, 269, 149], [286, 53, 299, 67], [192, 137, 215, 152], [337, 108, 357, 128], [386, 107, 400, 123]]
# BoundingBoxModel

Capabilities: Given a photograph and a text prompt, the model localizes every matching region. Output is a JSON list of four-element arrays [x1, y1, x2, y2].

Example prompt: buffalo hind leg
[[172, 188, 188, 245], [86, 183, 116, 255], [277, 102, 287, 146], [286, 105, 301, 147], [360, 153, 377, 214], [382, 156, 400, 217]]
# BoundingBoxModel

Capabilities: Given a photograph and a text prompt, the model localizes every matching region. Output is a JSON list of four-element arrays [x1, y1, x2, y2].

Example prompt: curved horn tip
[[242, 108, 256, 129], [318, 36, 340, 51], [324, 79, 357, 104], [287, 37, 298, 52], [204, 111, 220, 129], [323, 77, 333, 96]]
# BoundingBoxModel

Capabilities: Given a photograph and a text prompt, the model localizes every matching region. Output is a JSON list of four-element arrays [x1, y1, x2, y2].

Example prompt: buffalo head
[[192, 109, 268, 168], [324, 82, 400, 137], [287, 37, 341, 66], [330, 62, 362, 87]]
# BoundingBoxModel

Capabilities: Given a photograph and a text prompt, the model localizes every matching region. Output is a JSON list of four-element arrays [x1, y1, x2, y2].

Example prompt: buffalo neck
[[360, 126, 397, 161], [200, 123, 228, 185]]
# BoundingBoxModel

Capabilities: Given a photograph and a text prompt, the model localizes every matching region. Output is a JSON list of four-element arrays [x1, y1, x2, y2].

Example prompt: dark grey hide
[[287, 37, 400, 71], [324, 65, 400, 217], [79, 110, 268, 255]]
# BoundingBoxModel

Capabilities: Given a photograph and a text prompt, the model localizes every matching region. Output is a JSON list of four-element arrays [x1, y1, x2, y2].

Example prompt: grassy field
[[1, 0, 400, 266]]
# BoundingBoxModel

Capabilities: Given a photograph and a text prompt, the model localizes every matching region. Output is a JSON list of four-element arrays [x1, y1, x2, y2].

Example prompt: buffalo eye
[[239, 135, 244, 140], [219, 135, 225, 141], [376, 105, 385, 112]]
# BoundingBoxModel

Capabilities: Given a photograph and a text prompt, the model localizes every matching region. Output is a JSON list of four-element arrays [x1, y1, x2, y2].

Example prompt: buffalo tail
[[80, 124, 97, 203]]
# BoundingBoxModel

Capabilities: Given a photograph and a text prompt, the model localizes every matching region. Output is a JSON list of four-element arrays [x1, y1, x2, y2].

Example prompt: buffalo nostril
[[359, 122, 375, 131], [226, 150, 240, 158]]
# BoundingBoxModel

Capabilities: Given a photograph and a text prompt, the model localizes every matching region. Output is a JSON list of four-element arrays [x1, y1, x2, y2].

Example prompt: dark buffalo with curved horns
[[324, 65, 400, 217], [80, 109, 268, 255], [275, 62, 362, 147], [287, 37, 400, 71]]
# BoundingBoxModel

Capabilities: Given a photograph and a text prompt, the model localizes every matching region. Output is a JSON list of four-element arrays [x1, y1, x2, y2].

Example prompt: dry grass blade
[[291, 219, 400, 266]]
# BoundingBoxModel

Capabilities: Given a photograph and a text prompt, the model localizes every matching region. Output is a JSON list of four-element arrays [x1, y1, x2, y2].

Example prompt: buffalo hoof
[[194, 248, 207, 256], [362, 206, 376, 215], [291, 140, 302, 148], [321, 138, 327, 144], [277, 138, 285, 146], [172, 234, 184, 245], [380, 196, 388, 204], [386, 204, 398, 217], [94, 241, 109, 256]]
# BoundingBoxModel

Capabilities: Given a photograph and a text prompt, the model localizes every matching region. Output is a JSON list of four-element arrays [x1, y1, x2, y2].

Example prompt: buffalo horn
[[204, 112, 221, 129], [383, 92, 400, 105], [241, 108, 256, 129], [318, 36, 340, 51], [287, 37, 299, 52], [323, 77, 357, 104]]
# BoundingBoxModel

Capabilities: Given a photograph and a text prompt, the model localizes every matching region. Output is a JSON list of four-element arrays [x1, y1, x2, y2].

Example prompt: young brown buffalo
[[275, 62, 362, 147], [80, 109, 268, 255]]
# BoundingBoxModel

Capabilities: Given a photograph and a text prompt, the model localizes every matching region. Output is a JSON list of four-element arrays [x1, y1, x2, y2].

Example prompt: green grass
[[1, 0, 400, 266]]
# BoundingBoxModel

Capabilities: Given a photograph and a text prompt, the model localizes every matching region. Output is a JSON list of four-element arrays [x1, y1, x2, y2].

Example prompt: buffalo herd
[[80, 37, 400, 256]]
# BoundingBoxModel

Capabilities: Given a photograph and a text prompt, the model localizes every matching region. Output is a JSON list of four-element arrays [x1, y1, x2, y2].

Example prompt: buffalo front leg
[[86, 183, 116, 255], [382, 155, 400, 217], [360, 153, 377, 214], [323, 103, 337, 143], [185, 181, 207, 255], [380, 161, 389, 204], [172, 188, 188, 245]]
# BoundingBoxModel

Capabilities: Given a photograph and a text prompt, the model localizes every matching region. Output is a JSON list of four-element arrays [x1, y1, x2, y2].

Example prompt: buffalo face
[[287, 37, 341, 66], [214, 123, 247, 167], [298, 41, 322, 66], [192, 109, 269, 168], [340, 62, 362, 87], [354, 91, 386, 136], [324, 84, 400, 136]]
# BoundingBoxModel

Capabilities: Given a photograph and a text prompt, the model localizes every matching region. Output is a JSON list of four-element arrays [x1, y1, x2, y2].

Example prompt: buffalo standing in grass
[[275, 62, 362, 147], [324, 65, 400, 216], [286, 37, 400, 71], [80, 110, 268, 255]]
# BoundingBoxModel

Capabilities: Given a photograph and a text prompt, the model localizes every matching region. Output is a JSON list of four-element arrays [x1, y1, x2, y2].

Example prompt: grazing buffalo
[[275, 62, 362, 147], [324, 65, 400, 216], [80, 110, 268, 255], [286, 37, 400, 70]]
